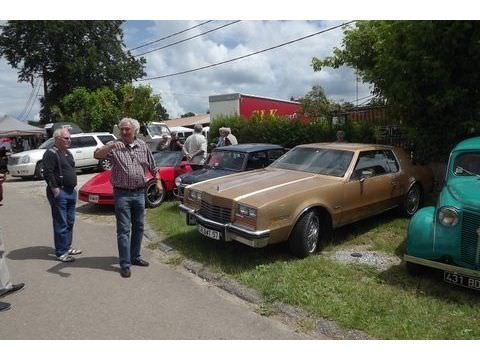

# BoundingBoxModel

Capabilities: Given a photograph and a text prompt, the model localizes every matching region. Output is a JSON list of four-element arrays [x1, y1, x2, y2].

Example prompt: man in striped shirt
[[94, 118, 161, 278]]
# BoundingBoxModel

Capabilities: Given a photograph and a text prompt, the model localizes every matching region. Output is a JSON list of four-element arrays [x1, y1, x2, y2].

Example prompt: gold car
[[179, 143, 433, 258]]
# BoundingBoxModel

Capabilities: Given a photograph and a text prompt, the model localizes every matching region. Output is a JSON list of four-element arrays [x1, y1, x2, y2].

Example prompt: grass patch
[[147, 200, 480, 339]]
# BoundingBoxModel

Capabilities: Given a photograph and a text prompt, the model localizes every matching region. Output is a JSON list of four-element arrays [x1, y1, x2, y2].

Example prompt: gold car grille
[[461, 211, 480, 267], [199, 200, 232, 224]]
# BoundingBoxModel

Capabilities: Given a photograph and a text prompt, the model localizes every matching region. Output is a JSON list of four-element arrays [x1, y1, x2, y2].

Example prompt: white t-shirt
[[183, 133, 207, 165]]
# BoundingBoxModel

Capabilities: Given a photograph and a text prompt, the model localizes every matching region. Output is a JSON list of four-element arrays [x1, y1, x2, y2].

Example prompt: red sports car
[[79, 151, 192, 208]]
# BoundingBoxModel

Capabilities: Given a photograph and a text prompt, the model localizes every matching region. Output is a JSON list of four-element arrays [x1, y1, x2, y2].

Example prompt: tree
[[181, 112, 196, 118], [299, 85, 334, 121], [52, 84, 163, 132], [0, 21, 146, 123], [312, 21, 480, 161], [155, 102, 169, 120]]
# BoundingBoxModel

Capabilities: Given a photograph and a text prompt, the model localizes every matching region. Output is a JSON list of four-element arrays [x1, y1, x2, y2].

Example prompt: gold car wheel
[[306, 216, 320, 253]]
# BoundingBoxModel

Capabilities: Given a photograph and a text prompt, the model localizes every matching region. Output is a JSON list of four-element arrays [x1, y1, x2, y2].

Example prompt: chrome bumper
[[404, 254, 480, 278], [179, 203, 270, 248]]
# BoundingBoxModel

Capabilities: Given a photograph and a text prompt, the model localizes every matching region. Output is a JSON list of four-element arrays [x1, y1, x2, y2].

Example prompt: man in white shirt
[[182, 124, 207, 170]]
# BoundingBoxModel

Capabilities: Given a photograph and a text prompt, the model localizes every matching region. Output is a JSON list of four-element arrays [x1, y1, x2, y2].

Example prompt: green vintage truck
[[405, 136, 480, 290]]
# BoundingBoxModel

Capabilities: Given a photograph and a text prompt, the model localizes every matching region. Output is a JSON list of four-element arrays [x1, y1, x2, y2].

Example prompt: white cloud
[[0, 20, 372, 121], [132, 20, 372, 118]]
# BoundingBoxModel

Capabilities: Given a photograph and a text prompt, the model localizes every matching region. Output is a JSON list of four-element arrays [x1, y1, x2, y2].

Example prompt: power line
[[134, 20, 242, 57], [17, 78, 40, 120], [23, 79, 42, 121], [129, 20, 213, 52], [137, 21, 355, 81]]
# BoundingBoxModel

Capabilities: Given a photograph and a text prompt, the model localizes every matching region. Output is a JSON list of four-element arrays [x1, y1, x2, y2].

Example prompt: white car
[[7, 132, 116, 179]]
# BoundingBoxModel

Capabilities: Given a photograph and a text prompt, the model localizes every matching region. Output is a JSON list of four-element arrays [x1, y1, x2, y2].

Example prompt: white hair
[[118, 117, 140, 135], [53, 128, 70, 138]]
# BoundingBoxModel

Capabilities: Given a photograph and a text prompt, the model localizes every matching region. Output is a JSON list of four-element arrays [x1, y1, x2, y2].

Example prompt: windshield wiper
[[455, 166, 480, 178]]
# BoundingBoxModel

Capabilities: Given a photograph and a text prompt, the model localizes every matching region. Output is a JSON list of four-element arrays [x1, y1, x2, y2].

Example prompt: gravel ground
[[327, 248, 402, 271]]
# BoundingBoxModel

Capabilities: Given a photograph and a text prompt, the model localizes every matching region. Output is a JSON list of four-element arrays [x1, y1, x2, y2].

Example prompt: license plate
[[443, 271, 480, 291], [198, 224, 220, 240], [88, 194, 99, 203]]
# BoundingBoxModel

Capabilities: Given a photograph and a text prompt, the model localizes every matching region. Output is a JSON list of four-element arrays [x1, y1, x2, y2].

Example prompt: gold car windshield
[[270, 147, 354, 177]]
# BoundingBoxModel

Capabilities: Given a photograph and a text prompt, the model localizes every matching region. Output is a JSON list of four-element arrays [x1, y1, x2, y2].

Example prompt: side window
[[78, 136, 97, 147], [97, 135, 115, 145], [351, 150, 390, 180], [70, 137, 81, 149], [246, 151, 268, 170], [384, 150, 399, 173], [267, 149, 285, 164]]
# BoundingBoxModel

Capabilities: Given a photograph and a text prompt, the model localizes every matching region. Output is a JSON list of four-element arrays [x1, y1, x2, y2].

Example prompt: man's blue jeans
[[46, 188, 76, 257], [114, 189, 145, 270]]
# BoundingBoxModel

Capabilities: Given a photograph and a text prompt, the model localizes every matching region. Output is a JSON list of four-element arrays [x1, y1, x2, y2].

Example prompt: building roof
[[164, 114, 210, 128]]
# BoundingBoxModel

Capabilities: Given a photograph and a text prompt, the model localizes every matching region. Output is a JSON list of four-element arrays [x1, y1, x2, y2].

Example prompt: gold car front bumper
[[179, 203, 270, 248]]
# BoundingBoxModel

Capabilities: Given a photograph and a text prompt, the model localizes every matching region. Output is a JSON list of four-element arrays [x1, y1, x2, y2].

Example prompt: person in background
[[0, 173, 25, 312], [94, 118, 161, 278], [216, 127, 238, 147], [182, 124, 207, 170], [335, 130, 347, 143], [168, 132, 183, 151], [43, 128, 82, 263]]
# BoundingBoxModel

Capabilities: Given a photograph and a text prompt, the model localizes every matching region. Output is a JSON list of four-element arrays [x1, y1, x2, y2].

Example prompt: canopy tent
[[0, 115, 45, 137]]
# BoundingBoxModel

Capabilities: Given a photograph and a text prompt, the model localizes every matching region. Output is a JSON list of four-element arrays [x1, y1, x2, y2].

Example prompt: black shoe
[[120, 268, 131, 278], [0, 283, 25, 298], [0, 301, 11, 312], [131, 257, 149, 267]]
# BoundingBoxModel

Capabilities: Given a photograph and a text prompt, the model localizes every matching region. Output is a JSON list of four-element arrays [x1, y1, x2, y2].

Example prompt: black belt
[[114, 186, 145, 192]]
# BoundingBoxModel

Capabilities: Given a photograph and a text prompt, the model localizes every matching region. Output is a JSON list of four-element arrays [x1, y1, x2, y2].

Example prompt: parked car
[[180, 143, 433, 258], [175, 143, 286, 201], [405, 137, 480, 290], [79, 151, 192, 208], [7, 132, 116, 179]]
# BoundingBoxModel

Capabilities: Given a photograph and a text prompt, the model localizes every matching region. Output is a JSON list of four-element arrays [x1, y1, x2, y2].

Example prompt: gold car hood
[[192, 167, 340, 204]]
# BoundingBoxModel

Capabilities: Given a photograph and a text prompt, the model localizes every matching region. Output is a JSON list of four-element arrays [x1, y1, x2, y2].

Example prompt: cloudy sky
[[0, 20, 372, 121]]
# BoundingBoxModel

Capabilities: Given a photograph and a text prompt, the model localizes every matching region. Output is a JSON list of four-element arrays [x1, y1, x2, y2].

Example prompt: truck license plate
[[443, 271, 480, 291], [198, 224, 220, 240], [88, 194, 99, 203]]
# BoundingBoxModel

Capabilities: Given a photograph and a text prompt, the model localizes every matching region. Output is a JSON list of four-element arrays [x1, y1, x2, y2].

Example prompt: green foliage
[[208, 115, 376, 148], [312, 20, 480, 162], [155, 103, 170, 120], [53, 84, 163, 132], [181, 112, 196, 118], [0, 20, 145, 123]]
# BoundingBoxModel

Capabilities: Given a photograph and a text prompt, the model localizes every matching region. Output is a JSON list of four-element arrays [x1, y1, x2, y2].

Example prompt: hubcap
[[406, 186, 420, 215], [306, 215, 319, 252], [147, 183, 163, 205]]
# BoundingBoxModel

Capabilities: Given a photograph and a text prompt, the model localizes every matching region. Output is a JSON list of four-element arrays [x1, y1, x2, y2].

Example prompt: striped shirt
[[108, 139, 158, 190]]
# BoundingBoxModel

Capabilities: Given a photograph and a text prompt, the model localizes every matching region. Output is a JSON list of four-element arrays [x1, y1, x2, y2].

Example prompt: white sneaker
[[57, 253, 75, 262]]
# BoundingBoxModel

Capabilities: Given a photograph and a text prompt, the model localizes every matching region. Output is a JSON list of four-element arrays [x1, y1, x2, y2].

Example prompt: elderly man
[[182, 124, 207, 170], [94, 118, 161, 278], [0, 173, 25, 312], [43, 128, 81, 262], [216, 127, 238, 147]]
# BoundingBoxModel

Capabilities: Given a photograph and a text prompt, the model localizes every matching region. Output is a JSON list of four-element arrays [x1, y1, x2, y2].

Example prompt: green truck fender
[[406, 206, 435, 259]]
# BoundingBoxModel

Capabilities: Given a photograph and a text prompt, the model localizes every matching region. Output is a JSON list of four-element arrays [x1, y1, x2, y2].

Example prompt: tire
[[405, 261, 424, 276], [145, 180, 165, 208], [34, 161, 44, 180], [98, 158, 112, 171], [400, 183, 422, 217], [288, 210, 322, 258]]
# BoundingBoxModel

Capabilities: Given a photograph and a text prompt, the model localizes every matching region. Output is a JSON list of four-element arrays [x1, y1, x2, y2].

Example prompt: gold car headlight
[[187, 189, 202, 202], [438, 207, 459, 227], [237, 204, 257, 219]]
